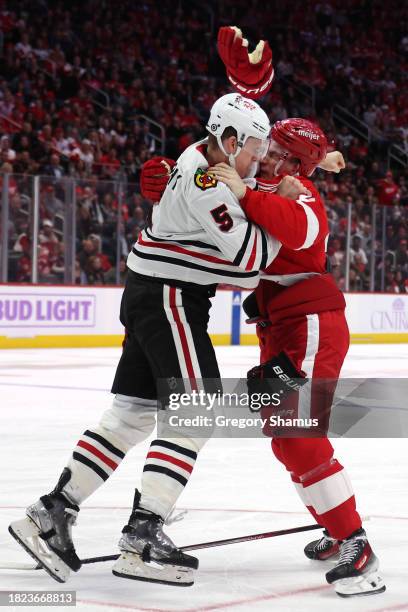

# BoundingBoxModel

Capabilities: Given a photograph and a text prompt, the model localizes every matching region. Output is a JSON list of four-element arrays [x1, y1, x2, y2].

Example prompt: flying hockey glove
[[247, 351, 307, 412], [217, 26, 274, 100], [140, 157, 176, 202]]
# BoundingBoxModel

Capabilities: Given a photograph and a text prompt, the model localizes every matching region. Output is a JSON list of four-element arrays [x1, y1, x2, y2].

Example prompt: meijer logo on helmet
[[297, 129, 319, 140]]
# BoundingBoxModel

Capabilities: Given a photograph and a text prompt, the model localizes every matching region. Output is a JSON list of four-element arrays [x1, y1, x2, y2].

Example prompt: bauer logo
[[0, 293, 96, 327], [370, 297, 408, 331]]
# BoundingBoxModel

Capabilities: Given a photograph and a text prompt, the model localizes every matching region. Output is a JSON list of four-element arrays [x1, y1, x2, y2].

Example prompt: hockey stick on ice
[[182, 522, 322, 551], [1, 523, 322, 570], [3, 517, 374, 571], [0, 522, 321, 571], [80, 522, 323, 565]]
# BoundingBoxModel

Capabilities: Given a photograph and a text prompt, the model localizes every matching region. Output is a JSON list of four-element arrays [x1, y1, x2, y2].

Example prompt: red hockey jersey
[[240, 176, 345, 320], [241, 176, 328, 275]]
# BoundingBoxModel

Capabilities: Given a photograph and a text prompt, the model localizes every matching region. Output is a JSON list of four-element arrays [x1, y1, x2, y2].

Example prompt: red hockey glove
[[140, 157, 176, 202], [217, 26, 274, 100]]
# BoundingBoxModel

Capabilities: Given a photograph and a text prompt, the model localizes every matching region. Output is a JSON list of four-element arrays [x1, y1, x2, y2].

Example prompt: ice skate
[[304, 529, 339, 560], [8, 468, 81, 583], [112, 490, 198, 586], [326, 528, 386, 597]]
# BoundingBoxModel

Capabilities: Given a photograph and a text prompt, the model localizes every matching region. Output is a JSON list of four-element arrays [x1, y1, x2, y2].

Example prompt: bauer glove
[[247, 351, 307, 412], [217, 26, 274, 100]]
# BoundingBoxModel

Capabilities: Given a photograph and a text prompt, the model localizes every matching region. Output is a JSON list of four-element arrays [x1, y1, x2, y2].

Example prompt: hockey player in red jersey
[[210, 26, 384, 597], [209, 118, 385, 597], [132, 25, 384, 597], [139, 120, 385, 597]]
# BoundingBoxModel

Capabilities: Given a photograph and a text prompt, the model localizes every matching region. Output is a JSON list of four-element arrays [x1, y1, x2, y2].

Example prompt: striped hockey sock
[[291, 473, 321, 524], [140, 439, 198, 519], [62, 429, 127, 504], [298, 459, 362, 540]]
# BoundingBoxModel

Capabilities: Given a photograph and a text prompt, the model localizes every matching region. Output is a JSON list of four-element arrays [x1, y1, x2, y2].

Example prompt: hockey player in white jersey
[[9, 94, 281, 586], [127, 93, 277, 287]]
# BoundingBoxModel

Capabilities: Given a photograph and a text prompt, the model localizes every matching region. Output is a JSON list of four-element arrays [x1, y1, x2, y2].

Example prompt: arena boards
[[0, 286, 407, 348]]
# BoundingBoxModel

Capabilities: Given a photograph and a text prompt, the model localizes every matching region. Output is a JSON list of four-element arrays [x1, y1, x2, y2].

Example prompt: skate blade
[[8, 518, 70, 584], [335, 571, 386, 597], [112, 551, 194, 586]]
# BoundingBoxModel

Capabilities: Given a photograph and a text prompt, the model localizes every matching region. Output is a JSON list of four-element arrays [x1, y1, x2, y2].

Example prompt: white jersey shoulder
[[127, 138, 281, 287]]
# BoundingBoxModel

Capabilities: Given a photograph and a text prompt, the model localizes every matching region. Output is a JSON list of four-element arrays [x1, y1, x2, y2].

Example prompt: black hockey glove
[[242, 291, 269, 326], [247, 351, 308, 412]]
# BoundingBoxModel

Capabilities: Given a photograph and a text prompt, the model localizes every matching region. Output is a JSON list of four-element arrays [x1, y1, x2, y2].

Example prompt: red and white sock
[[291, 473, 320, 524], [296, 459, 362, 540]]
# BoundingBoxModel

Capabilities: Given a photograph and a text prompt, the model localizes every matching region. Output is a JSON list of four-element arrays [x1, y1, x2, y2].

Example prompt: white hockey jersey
[[127, 139, 281, 288]]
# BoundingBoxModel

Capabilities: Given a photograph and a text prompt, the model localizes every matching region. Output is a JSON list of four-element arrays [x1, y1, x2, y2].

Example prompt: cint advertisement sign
[[370, 297, 408, 332]]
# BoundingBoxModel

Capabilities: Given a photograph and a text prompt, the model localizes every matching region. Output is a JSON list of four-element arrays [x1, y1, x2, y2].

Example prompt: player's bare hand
[[276, 176, 310, 199], [318, 151, 346, 173], [208, 163, 247, 200]]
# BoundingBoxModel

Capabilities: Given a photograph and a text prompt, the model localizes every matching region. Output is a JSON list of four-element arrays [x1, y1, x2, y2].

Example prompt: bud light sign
[[0, 293, 96, 327]]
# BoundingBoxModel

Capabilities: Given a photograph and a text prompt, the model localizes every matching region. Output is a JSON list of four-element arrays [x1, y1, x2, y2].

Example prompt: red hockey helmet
[[270, 118, 328, 176]]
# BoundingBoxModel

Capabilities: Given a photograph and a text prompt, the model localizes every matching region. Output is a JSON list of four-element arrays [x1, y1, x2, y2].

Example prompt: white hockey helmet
[[206, 93, 271, 166]]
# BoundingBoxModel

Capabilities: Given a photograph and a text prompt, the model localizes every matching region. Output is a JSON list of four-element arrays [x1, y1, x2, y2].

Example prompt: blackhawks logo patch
[[194, 168, 218, 191]]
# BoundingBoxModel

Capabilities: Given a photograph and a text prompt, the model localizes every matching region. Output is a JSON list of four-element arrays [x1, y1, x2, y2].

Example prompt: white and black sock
[[63, 428, 127, 504], [140, 439, 198, 519]]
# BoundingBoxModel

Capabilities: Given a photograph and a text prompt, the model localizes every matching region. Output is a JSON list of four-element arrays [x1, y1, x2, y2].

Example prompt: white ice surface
[[0, 344, 407, 611]]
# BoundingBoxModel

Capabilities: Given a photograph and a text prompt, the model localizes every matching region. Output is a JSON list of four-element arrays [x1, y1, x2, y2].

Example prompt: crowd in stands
[[0, 0, 407, 290], [317, 164, 408, 292]]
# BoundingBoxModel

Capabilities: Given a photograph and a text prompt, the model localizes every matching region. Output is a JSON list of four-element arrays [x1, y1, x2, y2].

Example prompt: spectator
[[328, 237, 345, 269], [104, 257, 128, 285], [42, 153, 65, 179], [377, 170, 401, 206], [39, 218, 59, 248], [395, 239, 408, 269], [40, 185, 64, 219], [70, 139, 94, 173], [77, 233, 112, 276], [337, 126, 353, 151], [127, 206, 146, 234], [50, 242, 65, 282], [85, 255, 106, 285], [351, 235, 368, 266], [1, 134, 16, 162], [0, 0, 406, 292]]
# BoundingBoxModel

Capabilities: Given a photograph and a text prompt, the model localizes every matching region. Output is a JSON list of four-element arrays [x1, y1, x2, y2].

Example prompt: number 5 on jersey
[[210, 204, 233, 232]]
